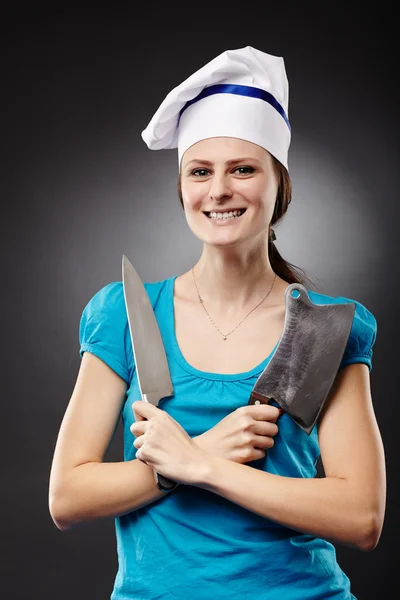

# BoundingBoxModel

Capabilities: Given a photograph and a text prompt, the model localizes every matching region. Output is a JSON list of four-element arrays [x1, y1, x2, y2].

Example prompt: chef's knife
[[122, 255, 178, 492], [249, 283, 355, 435]]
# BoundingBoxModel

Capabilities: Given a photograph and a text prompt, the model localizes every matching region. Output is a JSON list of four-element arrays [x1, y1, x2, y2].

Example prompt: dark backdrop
[[2, 4, 398, 599]]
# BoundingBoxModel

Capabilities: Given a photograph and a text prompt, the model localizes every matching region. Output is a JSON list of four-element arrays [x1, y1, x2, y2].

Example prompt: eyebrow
[[184, 157, 262, 168]]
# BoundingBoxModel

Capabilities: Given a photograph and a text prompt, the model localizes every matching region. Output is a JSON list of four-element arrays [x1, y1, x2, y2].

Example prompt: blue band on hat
[[179, 83, 290, 131]]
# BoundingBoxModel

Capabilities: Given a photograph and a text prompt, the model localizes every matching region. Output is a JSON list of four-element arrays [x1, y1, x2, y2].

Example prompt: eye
[[234, 166, 255, 175], [189, 166, 255, 177], [190, 168, 210, 177]]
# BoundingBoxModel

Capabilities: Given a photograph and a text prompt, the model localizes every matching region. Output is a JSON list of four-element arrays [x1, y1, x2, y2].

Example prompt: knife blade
[[122, 255, 178, 492], [248, 283, 355, 435]]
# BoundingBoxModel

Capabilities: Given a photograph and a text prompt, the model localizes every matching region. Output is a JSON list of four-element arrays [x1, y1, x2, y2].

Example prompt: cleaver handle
[[248, 390, 272, 405]]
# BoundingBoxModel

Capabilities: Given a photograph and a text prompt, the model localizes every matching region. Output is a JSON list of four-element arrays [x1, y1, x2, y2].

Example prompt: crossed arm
[[196, 361, 386, 551], [49, 352, 386, 551]]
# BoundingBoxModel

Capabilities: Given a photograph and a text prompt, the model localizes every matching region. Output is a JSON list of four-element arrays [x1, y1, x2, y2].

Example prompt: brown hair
[[177, 154, 317, 290]]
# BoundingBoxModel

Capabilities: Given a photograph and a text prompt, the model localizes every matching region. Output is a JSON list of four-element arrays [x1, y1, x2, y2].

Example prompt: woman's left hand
[[130, 401, 208, 486]]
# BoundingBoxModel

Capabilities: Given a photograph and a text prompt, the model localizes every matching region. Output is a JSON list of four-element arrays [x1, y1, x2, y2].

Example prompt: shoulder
[[307, 288, 377, 371], [80, 281, 124, 320], [80, 277, 170, 318], [307, 288, 377, 333], [78, 277, 172, 382]]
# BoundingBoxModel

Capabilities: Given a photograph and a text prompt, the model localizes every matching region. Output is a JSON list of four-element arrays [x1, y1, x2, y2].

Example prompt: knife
[[249, 283, 355, 435], [122, 255, 178, 492]]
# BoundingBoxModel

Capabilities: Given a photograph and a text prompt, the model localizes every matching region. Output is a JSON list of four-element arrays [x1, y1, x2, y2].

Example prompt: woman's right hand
[[195, 404, 284, 464]]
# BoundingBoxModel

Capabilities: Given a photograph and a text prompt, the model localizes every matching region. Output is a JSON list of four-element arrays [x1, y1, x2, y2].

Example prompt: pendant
[[223, 336, 227, 340]]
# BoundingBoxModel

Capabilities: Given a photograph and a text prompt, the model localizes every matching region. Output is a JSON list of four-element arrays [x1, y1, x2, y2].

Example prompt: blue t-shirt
[[79, 275, 377, 600]]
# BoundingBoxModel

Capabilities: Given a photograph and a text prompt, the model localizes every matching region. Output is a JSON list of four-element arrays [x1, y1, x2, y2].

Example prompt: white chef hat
[[141, 45, 291, 171]]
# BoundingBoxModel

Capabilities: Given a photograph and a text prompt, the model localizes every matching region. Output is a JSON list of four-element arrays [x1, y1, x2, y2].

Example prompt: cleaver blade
[[122, 255, 177, 492], [248, 283, 355, 435]]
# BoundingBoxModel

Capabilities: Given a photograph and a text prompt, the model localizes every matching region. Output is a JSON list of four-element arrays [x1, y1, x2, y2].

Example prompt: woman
[[49, 46, 386, 599]]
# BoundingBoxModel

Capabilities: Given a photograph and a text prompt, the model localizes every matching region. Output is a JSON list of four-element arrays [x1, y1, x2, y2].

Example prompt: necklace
[[191, 268, 276, 340]]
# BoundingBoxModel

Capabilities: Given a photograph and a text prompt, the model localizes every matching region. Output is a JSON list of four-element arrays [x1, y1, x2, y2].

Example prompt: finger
[[253, 420, 280, 437], [132, 400, 159, 421], [247, 404, 283, 421], [253, 431, 278, 448], [136, 448, 147, 463], [130, 421, 148, 436], [252, 447, 267, 460], [133, 434, 145, 449], [132, 401, 147, 422]]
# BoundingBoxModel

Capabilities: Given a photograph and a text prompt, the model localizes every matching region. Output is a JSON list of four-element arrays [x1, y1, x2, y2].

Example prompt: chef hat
[[141, 45, 291, 171]]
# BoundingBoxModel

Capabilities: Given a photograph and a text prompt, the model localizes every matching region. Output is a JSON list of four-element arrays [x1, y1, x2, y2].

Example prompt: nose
[[208, 171, 233, 202]]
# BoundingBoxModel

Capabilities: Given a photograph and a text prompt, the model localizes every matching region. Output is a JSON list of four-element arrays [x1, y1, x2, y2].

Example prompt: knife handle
[[248, 391, 271, 405], [154, 470, 179, 492]]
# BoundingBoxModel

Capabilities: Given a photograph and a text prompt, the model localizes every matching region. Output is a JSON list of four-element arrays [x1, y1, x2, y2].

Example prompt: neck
[[193, 245, 277, 315]]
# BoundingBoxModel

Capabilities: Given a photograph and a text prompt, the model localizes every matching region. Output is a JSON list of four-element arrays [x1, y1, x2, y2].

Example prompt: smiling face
[[180, 137, 279, 248]]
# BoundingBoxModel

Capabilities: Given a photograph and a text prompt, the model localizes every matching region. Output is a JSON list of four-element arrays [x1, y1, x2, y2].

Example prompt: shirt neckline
[[165, 275, 280, 382]]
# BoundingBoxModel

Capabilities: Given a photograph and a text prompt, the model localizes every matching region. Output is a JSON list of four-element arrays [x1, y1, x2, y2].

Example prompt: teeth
[[208, 209, 245, 219]]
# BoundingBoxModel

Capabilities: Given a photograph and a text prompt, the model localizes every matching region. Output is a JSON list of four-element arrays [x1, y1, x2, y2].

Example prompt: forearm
[[50, 433, 213, 530], [49, 458, 169, 530], [197, 456, 376, 551]]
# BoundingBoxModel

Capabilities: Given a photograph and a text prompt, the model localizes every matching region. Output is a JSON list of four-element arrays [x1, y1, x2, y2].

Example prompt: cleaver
[[122, 255, 178, 492], [248, 284, 356, 435]]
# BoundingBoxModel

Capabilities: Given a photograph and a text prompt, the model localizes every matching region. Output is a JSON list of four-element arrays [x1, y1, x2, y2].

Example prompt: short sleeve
[[79, 281, 131, 384], [338, 298, 377, 372]]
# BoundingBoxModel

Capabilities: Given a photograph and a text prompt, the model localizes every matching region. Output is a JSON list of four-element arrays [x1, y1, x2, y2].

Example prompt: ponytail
[[268, 157, 317, 290]]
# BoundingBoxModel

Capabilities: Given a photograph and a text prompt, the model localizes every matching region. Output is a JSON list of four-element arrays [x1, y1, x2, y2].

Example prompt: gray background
[[2, 3, 398, 599]]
